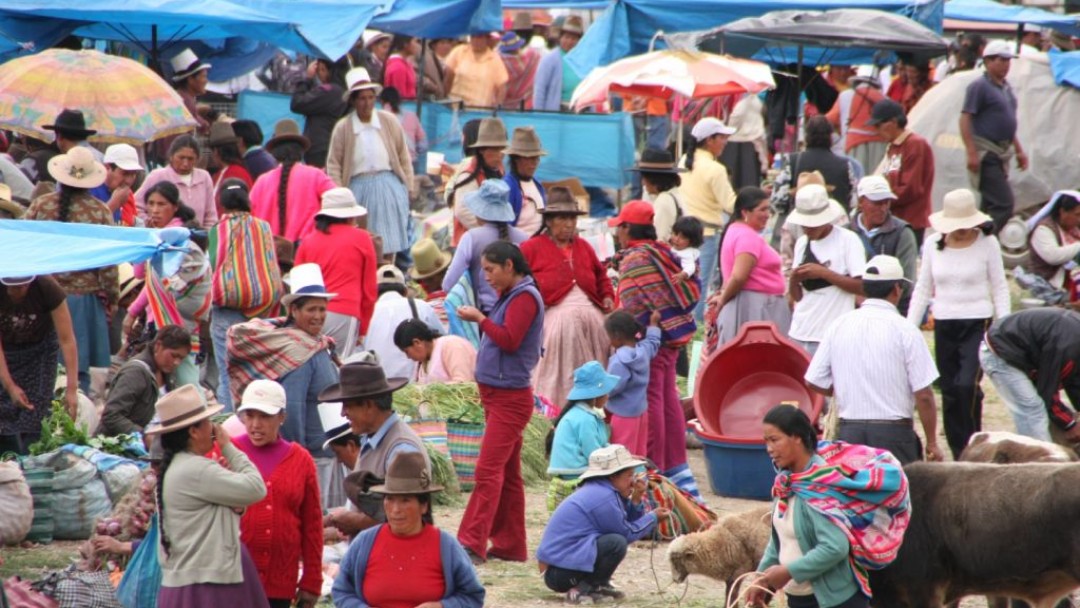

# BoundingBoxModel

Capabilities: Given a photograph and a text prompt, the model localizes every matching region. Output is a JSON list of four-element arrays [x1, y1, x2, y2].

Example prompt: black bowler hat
[[627, 147, 685, 174], [41, 109, 97, 138]]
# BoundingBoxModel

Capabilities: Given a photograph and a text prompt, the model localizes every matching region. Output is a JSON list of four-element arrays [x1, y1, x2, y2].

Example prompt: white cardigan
[[907, 232, 1011, 323]]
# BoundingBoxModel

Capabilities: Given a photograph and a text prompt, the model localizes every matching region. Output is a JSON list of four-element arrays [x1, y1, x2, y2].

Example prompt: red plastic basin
[[693, 321, 823, 439]]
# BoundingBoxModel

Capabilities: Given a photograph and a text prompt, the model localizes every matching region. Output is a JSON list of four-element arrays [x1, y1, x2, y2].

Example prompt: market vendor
[[99, 325, 191, 437], [319, 360, 427, 538], [0, 275, 81, 455]]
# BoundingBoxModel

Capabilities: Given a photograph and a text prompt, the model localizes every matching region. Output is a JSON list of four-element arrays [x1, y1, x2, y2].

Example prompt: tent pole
[[417, 38, 427, 121], [152, 25, 159, 74], [796, 43, 803, 153], [1016, 24, 1024, 56]]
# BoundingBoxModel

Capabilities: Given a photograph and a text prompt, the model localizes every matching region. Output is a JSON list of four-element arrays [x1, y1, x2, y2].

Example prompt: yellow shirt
[[445, 46, 509, 108], [680, 148, 736, 236]]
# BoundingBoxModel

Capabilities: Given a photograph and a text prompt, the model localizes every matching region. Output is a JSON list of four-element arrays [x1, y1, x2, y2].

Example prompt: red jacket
[[239, 442, 324, 600], [520, 234, 614, 308], [882, 130, 935, 230], [295, 223, 379, 334]]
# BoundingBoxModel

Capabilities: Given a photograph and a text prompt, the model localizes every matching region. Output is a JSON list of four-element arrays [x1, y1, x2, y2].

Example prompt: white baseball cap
[[690, 117, 736, 141], [863, 255, 909, 283], [103, 144, 144, 172], [856, 175, 896, 202], [237, 379, 287, 415], [982, 39, 1016, 59]]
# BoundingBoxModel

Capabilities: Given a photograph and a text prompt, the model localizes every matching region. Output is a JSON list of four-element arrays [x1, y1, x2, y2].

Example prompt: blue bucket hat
[[566, 361, 621, 402], [465, 180, 515, 223]]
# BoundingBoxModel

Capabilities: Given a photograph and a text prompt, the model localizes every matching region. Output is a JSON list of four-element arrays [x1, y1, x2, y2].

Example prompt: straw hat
[[144, 385, 223, 435], [316, 187, 367, 220], [266, 118, 311, 152], [409, 238, 452, 280], [785, 184, 845, 228], [47, 147, 106, 189], [561, 15, 585, 37], [363, 30, 391, 48], [370, 451, 443, 495], [470, 118, 509, 149], [506, 126, 547, 157], [465, 180, 515, 223], [208, 121, 239, 147], [281, 263, 337, 308], [117, 263, 144, 303], [170, 48, 212, 82], [343, 67, 382, 101], [579, 444, 646, 481], [539, 186, 586, 216], [0, 184, 24, 219], [929, 189, 992, 234]]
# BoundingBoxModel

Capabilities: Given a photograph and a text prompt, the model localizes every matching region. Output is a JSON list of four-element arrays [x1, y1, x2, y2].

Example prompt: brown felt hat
[[539, 186, 586, 215], [506, 126, 547, 157], [266, 118, 311, 152], [318, 361, 409, 402], [370, 452, 443, 495]]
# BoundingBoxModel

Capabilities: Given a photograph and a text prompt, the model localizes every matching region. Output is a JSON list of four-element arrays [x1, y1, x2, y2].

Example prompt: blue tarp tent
[[0, 0, 381, 63], [370, 0, 503, 38], [567, 0, 944, 75], [944, 0, 1080, 37], [502, 0, 613, 7]]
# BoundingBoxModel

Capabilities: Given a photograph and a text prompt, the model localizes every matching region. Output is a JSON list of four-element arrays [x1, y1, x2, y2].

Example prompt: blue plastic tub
[[690, 421, 776, 501]]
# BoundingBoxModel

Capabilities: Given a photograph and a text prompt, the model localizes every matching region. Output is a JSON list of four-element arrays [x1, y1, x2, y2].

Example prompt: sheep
[[667, 505, 772, 606], [959, 431, 1078, 464]]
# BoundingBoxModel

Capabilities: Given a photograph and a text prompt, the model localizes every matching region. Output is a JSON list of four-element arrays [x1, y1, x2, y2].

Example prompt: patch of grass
[[0, 541, 79, 579]]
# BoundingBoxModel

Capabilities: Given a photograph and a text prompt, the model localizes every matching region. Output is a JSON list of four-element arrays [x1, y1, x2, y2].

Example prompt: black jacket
[[291, 79, 347, 168]]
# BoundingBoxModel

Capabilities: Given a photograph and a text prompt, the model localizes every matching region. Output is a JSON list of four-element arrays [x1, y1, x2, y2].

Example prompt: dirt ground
[[0, 336, 1017, 607], [435, 373, 1015, 608]]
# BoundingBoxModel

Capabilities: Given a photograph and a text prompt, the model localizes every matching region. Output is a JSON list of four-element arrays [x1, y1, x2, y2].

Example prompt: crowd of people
[[1, 11, 1080, 608]]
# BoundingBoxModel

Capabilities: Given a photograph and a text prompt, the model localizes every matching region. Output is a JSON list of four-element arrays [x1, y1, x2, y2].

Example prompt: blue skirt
[[67, 293, 110, 371], [158, 544, 269, 608], [348, 170, 410, 254]]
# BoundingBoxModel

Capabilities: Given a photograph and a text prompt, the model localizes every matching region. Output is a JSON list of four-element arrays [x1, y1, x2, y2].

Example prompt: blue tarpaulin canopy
[[370, 0, 503, 38], [567, 0, 944, 76], [0, 221, 191, 279], [0, 0, 381, 63], [943, 0, 1080, 37], [502, 0, 613, 7]]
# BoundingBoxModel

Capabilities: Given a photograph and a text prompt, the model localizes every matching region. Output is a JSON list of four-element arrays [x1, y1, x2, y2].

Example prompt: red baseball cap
[[607, 200, 655, 227]]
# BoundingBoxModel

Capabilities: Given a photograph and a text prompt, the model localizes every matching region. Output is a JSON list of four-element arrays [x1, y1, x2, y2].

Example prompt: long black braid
[[272, 142, 305, 235], [57, 187, 85, 223], [495, 221, 510, 241], [156, 427, 191, 557]]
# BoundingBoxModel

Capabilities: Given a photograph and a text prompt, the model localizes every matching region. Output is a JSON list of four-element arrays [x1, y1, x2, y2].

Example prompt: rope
[[724, 571, 788, 608], [646, 510, 690, 606]]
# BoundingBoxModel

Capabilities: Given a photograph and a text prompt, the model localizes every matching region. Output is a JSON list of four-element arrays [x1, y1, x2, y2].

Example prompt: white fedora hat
[[170, 48, 212, 81], [786, 184, 845, 228], [343, 67, 382, 100], [929, 189, 992, 234], [319, 402, 352, 449], [280, 263, 337, 308], [316, 187, 367, 220]]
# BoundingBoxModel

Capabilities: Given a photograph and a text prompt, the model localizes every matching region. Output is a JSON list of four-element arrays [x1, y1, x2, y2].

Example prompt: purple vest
[[475, 276, 544, 389]]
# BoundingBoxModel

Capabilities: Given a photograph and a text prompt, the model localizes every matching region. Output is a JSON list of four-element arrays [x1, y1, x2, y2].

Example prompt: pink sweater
[[249, 163, 336, 243], [135, 166, 217, 229]]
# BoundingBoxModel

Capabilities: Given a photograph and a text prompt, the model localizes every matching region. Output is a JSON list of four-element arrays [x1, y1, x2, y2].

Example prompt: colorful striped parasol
[[0, 48, 197, 144]]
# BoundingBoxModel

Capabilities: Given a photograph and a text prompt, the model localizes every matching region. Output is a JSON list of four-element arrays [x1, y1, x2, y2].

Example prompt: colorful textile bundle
[[772, 440, 911, 596]]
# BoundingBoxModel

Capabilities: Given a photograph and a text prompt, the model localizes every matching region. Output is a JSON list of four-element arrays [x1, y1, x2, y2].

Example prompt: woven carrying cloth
[[772, 440, 911, 596]]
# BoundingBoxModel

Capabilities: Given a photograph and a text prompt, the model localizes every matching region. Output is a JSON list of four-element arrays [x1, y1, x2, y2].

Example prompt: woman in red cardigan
[[233, 380, 323, 608], [520, 187, 615, 406]]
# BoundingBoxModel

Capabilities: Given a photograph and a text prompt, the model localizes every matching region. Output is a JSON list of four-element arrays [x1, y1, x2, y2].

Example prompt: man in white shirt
[[805, 255, 945, 464], [786, 184, 866, 355], [362, 265, 444, 379]]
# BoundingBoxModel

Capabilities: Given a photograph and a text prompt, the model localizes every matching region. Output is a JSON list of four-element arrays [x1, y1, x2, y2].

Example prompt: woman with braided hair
[[249, 119, 336, 244], [25, 146, 118, 394], [146, 385, 269, 607]]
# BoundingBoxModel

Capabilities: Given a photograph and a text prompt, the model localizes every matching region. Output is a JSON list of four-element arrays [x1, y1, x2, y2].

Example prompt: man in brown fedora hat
[[504, 126, 548, 234], [534, 15, 586, 111], [320, 360, 428, 536]]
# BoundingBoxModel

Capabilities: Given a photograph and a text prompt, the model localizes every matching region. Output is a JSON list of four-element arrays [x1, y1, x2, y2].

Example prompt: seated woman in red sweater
[[332, 451, 485, 608], [520, 187, 615, 406], [234, 379, 323, 608]]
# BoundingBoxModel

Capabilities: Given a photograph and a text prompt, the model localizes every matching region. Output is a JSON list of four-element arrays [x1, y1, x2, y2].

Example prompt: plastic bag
[[115, 515, 161, 608], [24, 452, 111, 540], [0, 463, 33, 545]]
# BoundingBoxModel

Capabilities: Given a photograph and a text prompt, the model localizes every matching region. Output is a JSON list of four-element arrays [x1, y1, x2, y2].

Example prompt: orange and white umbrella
[[570, 49, 775, 110]]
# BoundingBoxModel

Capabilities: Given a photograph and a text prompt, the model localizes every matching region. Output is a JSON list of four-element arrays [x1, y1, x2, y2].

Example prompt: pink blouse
[[249, 163, 336, 243], [720, 221, 785, 296]]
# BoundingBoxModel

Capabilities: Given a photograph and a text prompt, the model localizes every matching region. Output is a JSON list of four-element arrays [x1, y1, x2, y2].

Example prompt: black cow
[[869, 462, 1080, 608]]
